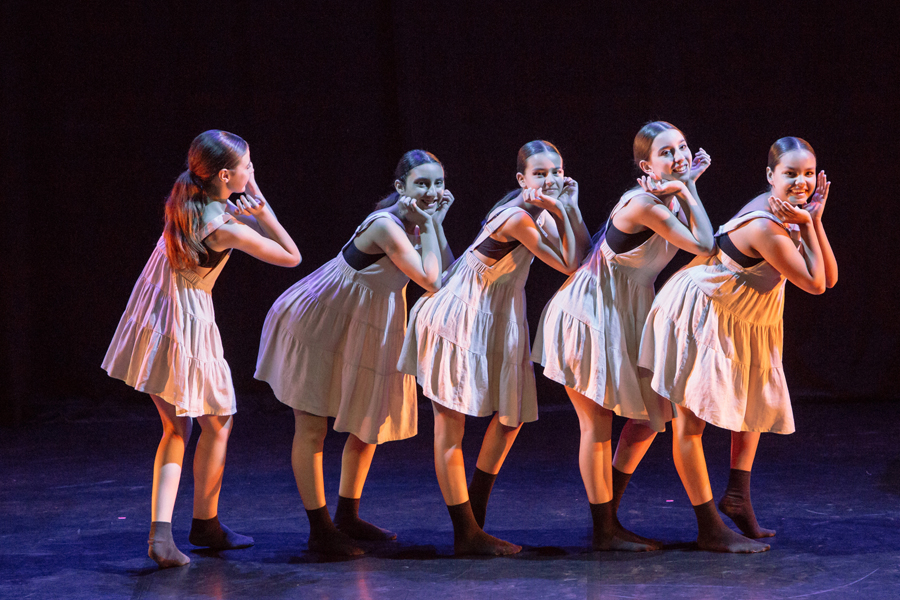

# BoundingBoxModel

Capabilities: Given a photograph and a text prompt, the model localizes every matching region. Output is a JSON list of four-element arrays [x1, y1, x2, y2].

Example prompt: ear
[[766, 167, 774, 186], [516, 172, 527, 188], [639, 160, 653, 176], [219, 168, 231, 184], [394, 179, 404, 194]]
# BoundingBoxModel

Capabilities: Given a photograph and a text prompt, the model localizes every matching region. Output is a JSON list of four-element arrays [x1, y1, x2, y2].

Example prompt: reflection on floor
[[1, 395, 898, 599]]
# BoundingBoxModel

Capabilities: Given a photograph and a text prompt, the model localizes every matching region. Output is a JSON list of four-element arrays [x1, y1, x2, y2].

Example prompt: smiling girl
[[399, 140, 590, 555], [255, 150, 454, 556], [638, 136, 837, 552], [103, 130, 301, 568], [533, 121, 716, 551]]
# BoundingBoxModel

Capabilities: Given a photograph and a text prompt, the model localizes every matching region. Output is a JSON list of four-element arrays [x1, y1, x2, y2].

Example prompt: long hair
[[375, 150, 443, 210], [163, 130, 248, 270], [767, 136, 815, 171], [484, 140, 561, 222]]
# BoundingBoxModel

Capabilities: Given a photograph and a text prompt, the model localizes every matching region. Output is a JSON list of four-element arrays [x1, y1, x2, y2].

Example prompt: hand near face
[[637, 175, 686, 198], [557, 177, 579, 209], [433, 190, 454, 226], [768, 195, 812, 226], [234, 192, 268, 217], [690, 148, 711, 182], [399, 196, 432, 227], [804, 171, 831, 222], [523, 187, 562, 215]]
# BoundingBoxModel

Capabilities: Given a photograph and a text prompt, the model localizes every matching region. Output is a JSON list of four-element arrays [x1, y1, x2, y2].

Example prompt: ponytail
[[162, 130, 248, 270], [163, 171, 208, 270]]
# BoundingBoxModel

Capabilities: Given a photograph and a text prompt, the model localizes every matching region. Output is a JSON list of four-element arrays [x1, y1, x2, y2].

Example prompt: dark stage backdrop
[[2, 2, 897, 425]]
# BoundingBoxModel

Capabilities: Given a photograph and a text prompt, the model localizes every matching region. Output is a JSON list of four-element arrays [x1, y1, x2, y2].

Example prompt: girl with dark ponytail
[[533, 122, 715, 552], [256, 150, 454, 556], [638, 136, 836, 552], [398, 140, 590, 555], [103, 130, 301, 568]]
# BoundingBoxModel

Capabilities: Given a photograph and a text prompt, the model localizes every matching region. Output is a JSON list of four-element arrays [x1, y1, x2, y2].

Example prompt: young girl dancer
[[533, 122, 715, 551], [399, 140, 590, 555], [102, 130, 302, 568], [638, 137, 837, 553], [255, 150, 454, 556]]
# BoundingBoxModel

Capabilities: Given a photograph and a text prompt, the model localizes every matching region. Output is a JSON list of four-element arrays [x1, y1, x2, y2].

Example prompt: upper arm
[[368, 219, 440, 292], [622, 196, 715, 256], [205, 221, 300, 267], [502, 212, 574, 274], [747, 220, 825, 295]]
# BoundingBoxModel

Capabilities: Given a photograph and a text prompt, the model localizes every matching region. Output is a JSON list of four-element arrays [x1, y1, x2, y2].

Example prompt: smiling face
[[766, 149, 816, 205], [517, 151, 564, 198], [221, 149, 253, 195], [640, 129, 691, 182], [395, 162, 445, 214]]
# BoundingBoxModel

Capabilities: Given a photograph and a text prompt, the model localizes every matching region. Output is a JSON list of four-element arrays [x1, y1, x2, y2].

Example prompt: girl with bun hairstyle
[[638, 137, 837, 552], [256, 150, 453, 556], [103, 130, 301, 568], [399, 140, 589, 555], [534, 121, 715, 551]]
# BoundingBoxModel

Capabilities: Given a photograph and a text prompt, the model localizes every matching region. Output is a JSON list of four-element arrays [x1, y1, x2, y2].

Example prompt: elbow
[[810, 283, 827, 295], [700, 241, 718, 257], [287, 253, 302, 268], [423, 280, 441, 293]]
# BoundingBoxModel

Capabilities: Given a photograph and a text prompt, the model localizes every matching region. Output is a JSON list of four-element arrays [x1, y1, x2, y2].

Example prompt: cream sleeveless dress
[[638, 210, 796, 434], [103, 211, 237, 417], [533, 190, 680, 419], [398, 206, 547, 426], [255, 212, 418, 445]]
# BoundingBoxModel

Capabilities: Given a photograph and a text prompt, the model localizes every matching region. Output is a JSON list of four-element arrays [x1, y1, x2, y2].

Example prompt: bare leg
[[432, 401, 520, 556], [188, 413, 253, 550], [672, 404, 768, 553], [566, 388, 613, 504], [468, 413, 523, 528], [611, 419, 658, 475], [192, 414, 232, 519], [148, 395, 191, 567], [432, 401, 468, 506], [291, 410, 362, 556], [150, 395, 192, 522], [718, 431, 775, 538], [567, 388, 657, 551], [334, 434, 396, 540], [292, 410, 329, 510]]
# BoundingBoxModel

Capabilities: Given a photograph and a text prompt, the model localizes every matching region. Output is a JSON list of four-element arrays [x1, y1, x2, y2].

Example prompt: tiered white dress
[[102, 212, 237, 417], [398, 206, 547, 426], [255, 212, 418, 445], [533, 190, 680, 419], [638, 211, 795, 434]]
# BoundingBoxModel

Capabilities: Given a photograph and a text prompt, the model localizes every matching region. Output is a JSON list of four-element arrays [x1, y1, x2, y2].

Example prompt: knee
[[161, 417, 191, 444], [294, 412, 327, 448]]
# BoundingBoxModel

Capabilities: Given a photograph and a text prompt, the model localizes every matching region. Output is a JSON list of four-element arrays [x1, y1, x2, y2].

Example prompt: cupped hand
[[523, 187, 561, 215], [768, 195, 812, 226], [637, 175, 686, 198], [433, 190, 455, 225], [804, 170, 831, 222], [234, 193, 268, 217], [690, 148, 711, 181], [399, 195, 432, 227], [557, 177, 580, 209]]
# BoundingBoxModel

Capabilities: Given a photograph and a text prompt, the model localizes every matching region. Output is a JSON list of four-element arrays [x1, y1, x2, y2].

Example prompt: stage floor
[[1, 395, 898, 599]]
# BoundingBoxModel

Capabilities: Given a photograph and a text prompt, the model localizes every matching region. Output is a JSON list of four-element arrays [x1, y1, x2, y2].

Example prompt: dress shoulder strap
[[352, 211, 405, 239], [716, 210, 795, 236], [199, 212, 236, 239]]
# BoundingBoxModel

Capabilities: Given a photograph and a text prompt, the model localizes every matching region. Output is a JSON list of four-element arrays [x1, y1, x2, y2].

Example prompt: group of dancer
[[102, 123, 836, 568]]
